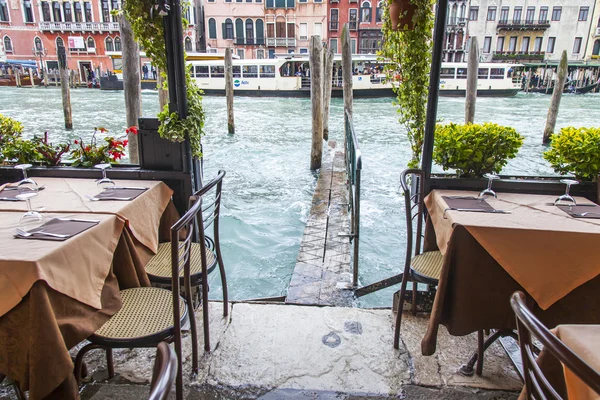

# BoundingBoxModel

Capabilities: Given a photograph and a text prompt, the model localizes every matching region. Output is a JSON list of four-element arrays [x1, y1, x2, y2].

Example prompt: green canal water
[[1, 86, 599, 307]]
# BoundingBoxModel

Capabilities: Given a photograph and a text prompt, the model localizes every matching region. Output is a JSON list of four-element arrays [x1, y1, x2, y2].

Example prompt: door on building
[[268, 49, 275, 59], [79, 61, 92, 81]]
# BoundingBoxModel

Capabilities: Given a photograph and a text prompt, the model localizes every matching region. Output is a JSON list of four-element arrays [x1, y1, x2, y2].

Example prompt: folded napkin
[[442, 196, 495, 211], [92, 187, 148, 201], [557, 204, 600, 219], [15, 218, 100, 241], [0, 188, 21, 201]]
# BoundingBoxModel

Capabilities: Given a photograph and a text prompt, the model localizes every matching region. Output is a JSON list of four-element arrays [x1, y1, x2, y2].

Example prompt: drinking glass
[[478, 173, 500, 199], [94, 163, 115, 195], [16, 181, 43, 230], [554, 179, 579, 206], [14, 163, 38, 188]]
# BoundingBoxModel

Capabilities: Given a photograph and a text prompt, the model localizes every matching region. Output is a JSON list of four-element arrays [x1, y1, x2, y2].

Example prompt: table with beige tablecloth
[[0, 177, 178, 400], [421, 190, 600, 357]]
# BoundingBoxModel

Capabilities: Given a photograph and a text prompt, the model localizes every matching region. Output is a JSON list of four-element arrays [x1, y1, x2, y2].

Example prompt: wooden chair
[[144, 170, 229, 351], [510, 291, 600, 399], [394, 169, 445, 349], [148, 342, 178, 400], [74, 177, 211, 400]]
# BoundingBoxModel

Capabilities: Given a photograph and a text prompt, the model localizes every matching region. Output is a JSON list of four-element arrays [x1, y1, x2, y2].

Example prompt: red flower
[[74, 139, 79, 145], [99, 127, 108, 133], [123, 140, 128, 146], [85, 146, 91, 151], [127, 126, 138, 135]]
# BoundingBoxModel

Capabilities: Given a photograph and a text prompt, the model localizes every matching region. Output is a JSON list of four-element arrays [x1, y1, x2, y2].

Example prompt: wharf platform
[[0, 301, 521, 399], [286, 141, 354, 307]]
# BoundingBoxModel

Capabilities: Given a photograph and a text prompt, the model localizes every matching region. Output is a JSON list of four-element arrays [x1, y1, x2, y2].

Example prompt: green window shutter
[[286, 0, 294, 8], [222, 22, 226, 39], [209, 19, 217, 39], [266, 0, 273, 8]]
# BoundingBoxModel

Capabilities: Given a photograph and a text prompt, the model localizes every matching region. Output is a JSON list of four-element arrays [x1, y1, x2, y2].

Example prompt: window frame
[[114, 36, 121, 51], [486, 6, 496, 21], [105, 36, 114, 51], [360, 0, 371, 23], [573, 37, 582, 54], [469, 6, 478, 21], [208, 18, 217, 39], [0, 0, 9, 22], [525, 6, 535, 23], [547, 36, 555, 53], [23, 0, 35, 23], [499, 6, 509, 23], [539, 6, 548, 23], [578, 6, 589, 22], [496, 36, 504, 52], [513, 6, 522, 23], [483, 36, 492, 53], [551, 6, 561, 21], [3, 35, 13, 52]]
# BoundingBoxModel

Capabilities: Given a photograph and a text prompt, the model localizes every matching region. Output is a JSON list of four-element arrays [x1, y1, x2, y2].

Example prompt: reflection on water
[[1, 87, 599, 306]]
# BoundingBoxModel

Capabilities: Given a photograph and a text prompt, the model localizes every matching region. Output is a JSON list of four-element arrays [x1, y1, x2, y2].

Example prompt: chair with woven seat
[[74, 177, 212, 400], [394, 169, 444, 349], [511, 291, 600, 399], [148, 342, 178, 400], [144, 171, 229, 352]]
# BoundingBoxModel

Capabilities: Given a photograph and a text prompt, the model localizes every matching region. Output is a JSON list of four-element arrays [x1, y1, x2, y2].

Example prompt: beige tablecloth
[[556, 325, 600, 400], [0, 178, 174, 253], [426, 190, 600, 310], [0, 212, 124, 317]]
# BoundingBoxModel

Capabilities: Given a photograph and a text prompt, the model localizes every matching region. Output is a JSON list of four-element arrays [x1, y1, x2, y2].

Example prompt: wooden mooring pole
[[28, 68, 35, 88], [309, 36, 323, 171], [57, 45, 73, 130], [465, 36, 478, 124], [120, 13, 141, 164], [341, 24, 353, 151], [15, 69, 21, 87], [322, 43, 334, 142], [543, 50, 568, 144], [225, 47, 235, 134]]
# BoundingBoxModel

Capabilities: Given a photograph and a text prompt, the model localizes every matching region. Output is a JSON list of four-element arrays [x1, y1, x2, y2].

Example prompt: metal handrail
[[343, 109, 362, 286]]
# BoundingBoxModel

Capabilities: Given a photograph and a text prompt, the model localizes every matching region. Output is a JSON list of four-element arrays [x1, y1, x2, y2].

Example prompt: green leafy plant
[[69, 127, 131, 167], [380, 0, 434, 168], [433, 122, 524, 178], [121, 1, 204, 158], [35, 132, 71, 166], [3, 138, 40, 164], [543, 127, 600, 181], [0, 114, 24, 162]]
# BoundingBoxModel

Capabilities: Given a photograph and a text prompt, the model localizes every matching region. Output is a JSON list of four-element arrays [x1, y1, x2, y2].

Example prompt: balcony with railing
[[447, 17, 467, 26], [266, 37, 297, 47], [492, 51, 545, 61], [497, 19, 550, 31], [330, 21, 339, 31], [39, 21, 119, 32]]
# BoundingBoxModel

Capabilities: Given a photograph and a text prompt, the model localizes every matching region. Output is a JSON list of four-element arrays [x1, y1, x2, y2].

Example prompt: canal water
[[1, 86, 599, 307]]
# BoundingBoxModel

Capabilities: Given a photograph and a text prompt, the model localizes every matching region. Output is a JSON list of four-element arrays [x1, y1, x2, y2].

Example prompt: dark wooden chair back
[[399, 168, 426, 264], [149, 342, 177, 400], [510, 291, 600, 399]]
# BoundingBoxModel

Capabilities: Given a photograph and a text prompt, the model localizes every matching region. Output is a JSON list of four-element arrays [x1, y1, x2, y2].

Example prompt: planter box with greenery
[[138, 117, 186, 171]]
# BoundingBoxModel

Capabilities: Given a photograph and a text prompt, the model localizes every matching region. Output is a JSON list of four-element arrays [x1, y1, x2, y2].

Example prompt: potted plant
[[389, 0, 417, 31], [69, 127, 130, 167], [543, 127, 600, 182], [381, 0, 434, 169]]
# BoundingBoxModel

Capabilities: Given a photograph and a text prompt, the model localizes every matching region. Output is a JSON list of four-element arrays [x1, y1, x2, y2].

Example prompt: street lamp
[[32, 41, 48, 79]]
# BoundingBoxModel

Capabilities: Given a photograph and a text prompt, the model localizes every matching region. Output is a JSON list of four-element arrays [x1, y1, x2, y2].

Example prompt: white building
[[465, 0, 598, 63]]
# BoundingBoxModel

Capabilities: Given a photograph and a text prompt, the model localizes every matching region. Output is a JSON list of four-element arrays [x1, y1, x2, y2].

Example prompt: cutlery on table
[[3, 185, 46, 191], [574, 212, 600, 217], [112, 186, 148, 190], [445, 208, 511, 214], [85, 195, 133, 201], [55, 218, 100, 223], [15, 228, 69, 238], [0, 197, 22, 201]]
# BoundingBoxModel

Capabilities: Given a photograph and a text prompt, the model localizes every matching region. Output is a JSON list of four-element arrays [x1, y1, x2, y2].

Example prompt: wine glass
[[478, 173, 500, 200], [14, 164, 38, 188], [94, 163, 115, 195], [554, 179, 579, 206], [16, 181, 43, 231]]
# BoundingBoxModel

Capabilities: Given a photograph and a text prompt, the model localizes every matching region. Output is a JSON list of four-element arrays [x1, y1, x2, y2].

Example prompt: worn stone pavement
[[1, 302, 521, 399]]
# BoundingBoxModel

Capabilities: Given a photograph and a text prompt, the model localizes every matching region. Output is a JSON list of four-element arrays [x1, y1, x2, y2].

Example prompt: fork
[[16, 228, 69, 238], [85, 194, 133, 201]]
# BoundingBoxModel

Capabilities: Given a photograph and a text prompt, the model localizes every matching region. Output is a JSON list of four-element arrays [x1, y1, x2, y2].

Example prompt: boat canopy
[[4, 60, 38, 68]]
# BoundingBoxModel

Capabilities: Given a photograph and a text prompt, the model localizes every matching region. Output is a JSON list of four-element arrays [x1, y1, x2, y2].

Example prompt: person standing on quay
[[142, 64, 148, 80]]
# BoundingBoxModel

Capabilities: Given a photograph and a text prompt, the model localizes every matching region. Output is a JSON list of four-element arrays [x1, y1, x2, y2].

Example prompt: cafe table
[[420, 190, 600, 366], [0, 177, 178, 399]]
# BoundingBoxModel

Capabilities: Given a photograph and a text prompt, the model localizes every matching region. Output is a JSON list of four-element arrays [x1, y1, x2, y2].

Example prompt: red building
[[327, 0, 383, 54], [0, 0, 198, 80]]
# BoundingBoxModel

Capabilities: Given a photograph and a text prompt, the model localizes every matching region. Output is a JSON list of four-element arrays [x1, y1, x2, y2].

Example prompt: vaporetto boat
[[189, 55, 523, 98]]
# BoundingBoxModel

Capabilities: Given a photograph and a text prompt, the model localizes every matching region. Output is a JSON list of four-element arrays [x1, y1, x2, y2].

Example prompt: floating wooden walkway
[[286, 141, 354, 307]]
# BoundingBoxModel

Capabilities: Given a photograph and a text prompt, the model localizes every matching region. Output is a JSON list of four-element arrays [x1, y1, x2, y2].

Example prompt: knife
[[112, 186, 148, 190], [446, 208, 511, 214], [0, 197, 22, 201], [56, 218, 101, 223]]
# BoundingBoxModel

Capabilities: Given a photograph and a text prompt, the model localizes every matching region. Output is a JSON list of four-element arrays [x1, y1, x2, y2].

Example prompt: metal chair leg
[[411, 284, 418, 316], [393, 272, 408, 349], [476, 329, 484, 376], [202, 279, 211, 352], [215, 240, 229, 317], [74, 343, 106, 384], [106, 348, 115, 379], [186, 283, 199, 375]]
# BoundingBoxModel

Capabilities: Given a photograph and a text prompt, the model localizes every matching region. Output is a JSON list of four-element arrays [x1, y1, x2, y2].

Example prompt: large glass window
[[101, 0, 109, 22], [499, 7, 508, 23], [483, 36, 491, 53], [260, 65, 275, 78], [469, 6, 478, 21], [63, 2, 72, 22], [509, 36, 517, 51], [195, 65, 209, 77], [456, 67, 467, 79], [551, 7, 561, 21], [376, 1, 382, 22], [111, 0, 118, 21], [52, 2, 62, 21], [246, 19, 254, 44], [256, 19, 264, 44], [490, 68, 505, 79], [330, 8, 339, 30], [224, 18, 234, 39], [521, 37, 530, 52], [579, 7, 589, 21], [0, 0, 8, 22], [496, 36, 504, 52], [539, 6, 548, 22], [478, 68, 489, 79], [208, 18, 216, 39], [349, 9, 358, 30], [573, 37, 582, 54], [546, 37, 555, 53], [525, 7, 534, 23], [114, 36, 121, 51], [486, 6, 496, 21], [84, 2, 92, 22], [330, 38, 338, 53], [235, 18, 244, 44], [41, 1, 51, 21], [87, 36, 95, 49], [242, 65, 258, 78], [533, 37, 542, 52], [360, 1, 371, 23], [210, 65, 224, 77], [74, 2, 82, 22], [23, 0, 34, 22], [3, 36, 12, 52], [440, 68, 455, 79], [105, 36, 114, 51], [513, 6, 522, 23]]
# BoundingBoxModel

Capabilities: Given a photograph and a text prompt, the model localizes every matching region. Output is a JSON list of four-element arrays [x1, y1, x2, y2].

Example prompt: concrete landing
[[0, 302, 523, 400], [286, 141, 354, 307]]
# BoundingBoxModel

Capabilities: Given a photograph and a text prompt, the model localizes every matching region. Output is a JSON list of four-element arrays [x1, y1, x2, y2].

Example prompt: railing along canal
[[341, 110, 362, 286]]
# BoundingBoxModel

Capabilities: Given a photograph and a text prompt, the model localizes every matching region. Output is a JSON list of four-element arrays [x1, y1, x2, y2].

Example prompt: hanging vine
[[380, 0, 434, 168], [120, 0, 204, 158]]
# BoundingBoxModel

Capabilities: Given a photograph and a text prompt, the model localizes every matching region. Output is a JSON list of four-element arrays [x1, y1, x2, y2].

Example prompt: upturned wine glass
[[554, 179, 578, 206], [478, 173, 500, 200], [16, 181, 43, 230], [94, 163, 115, 195], [14, 164, 38, 188]]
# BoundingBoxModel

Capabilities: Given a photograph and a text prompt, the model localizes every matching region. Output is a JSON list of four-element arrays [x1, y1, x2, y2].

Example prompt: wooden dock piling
[[120, 13, 141, 164], [57, 45, 73, 130], [322, 44, 334, 142], [225, 47, 235, 134], [341, 24, 353, 152], [28, 68, 35, 88], [465, 36, 478, 124], [309, 36, 323, 171], [543, 50, 568, 144]]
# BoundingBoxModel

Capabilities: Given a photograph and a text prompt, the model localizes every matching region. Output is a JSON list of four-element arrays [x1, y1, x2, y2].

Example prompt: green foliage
[[0, 114, 24, 161], [380, 0, 434, 168], [69, 127, 129, 167], [433, 123, 524, 178], [35, 134, 71, 166], [121, 1, 204, 158], [543, 127, 600, 181], [3, 138, 41, 164]]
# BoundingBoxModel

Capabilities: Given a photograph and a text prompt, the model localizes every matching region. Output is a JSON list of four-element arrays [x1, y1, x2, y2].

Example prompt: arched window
[[376, 1, 383, 22], [460, 3, 466, 19], [360, 1, 371, 23], [84, 1, 92, 21], [63, 2, 71, 22], [223, 18, 234, 39], [105, 36, 114, 51], [114, 36, 121, 51], [87, 36, 95, 49], [41, 1, 51, 21], [594, 39, 600, 56], [56, 36, 64, 50], [101, 0, 109, 22], [450, 3, 457, 24], [208, 18, 217, 39], [184, 36, 192, 51], [23, 0, 34, 22], [34, 36, 42, 51], [235, 18, 244, 44], [256, 19, 264, 45], [52, 1, 61, 21], [73, 2, 82, 22], [3, 36, 12, 52], [245, 19, 254, 44]]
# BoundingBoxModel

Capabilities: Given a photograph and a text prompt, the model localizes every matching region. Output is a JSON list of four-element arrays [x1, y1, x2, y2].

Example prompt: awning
[[4, 59, 38, 68]]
